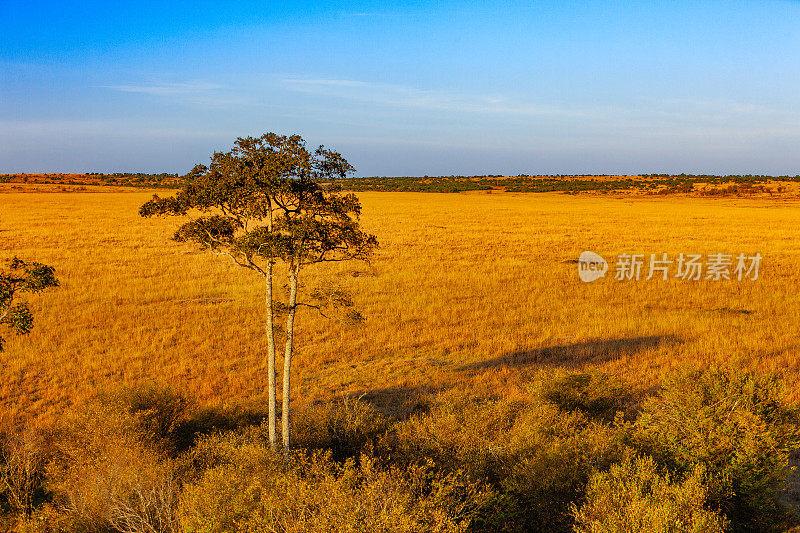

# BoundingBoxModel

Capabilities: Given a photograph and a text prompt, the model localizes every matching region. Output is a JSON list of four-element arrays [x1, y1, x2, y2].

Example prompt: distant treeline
[[4, 172, 800, 194], [0, 172, 181, 188], [339, 173, 800, 194]]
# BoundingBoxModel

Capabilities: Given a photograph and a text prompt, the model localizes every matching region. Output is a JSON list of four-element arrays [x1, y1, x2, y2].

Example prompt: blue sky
[[1, 0, 799, 176]]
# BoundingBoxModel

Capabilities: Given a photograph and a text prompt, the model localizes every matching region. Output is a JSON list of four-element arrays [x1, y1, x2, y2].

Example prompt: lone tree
[[140, 133, 377, 454], [0, 258, 59, 351]]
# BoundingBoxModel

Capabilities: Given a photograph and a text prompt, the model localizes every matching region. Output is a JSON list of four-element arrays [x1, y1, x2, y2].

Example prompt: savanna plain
[[2, 184, 800, 532]]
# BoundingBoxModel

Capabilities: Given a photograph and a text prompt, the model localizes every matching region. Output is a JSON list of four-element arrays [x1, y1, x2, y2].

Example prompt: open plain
[[2, 185, 799, 422]]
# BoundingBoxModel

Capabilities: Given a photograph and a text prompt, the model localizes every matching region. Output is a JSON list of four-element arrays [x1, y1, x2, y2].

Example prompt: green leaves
[[139, 132, 377, 271], [139, 132, 377, 327], [231, 226, 291, 259], [0, 257, 59, 350], [6, 257, 59, 293], [3, 304, 34, 337], [139, 193, 189, 217], [173, 216, 238, 250], [635, 368, 800, 531]]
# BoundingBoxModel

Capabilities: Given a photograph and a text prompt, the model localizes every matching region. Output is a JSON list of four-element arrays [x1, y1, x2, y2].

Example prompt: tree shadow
[[461, 334, 682, 371]]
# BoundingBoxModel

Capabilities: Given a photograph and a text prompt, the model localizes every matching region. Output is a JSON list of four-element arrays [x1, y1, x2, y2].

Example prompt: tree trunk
[[265, 199, 277, 451], [282, 265, 299, 457], [265, 262, 277, 450]]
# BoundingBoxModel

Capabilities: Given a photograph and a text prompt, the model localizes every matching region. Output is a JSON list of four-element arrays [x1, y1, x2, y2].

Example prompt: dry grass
[[1, 185, 800, 424]]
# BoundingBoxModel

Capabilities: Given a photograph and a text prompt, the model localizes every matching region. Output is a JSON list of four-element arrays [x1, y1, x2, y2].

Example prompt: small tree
[[0, 257, 59, 351], [140, 133, 377, 454]]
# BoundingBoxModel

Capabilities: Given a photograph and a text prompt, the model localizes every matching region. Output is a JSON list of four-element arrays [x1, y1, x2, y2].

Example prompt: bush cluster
[[1, 367, 798, 532]]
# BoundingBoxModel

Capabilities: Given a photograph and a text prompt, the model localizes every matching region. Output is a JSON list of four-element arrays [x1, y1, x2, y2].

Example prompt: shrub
[[485, 416, 631, 532], [179, 431, 488, 533], [104, 385, 193, 453], [377, 390, 529, 480], [571, 454, 726, 533], [538, 371, 637, 423], [292, 397, 389, 460], [13, 504, 78, 533], [105, 385, 268, 455], [0, 426, 55, 519], [5, 372, 798, 533], [46, 406, 179, 533], [380, 388, 631, 532], [635, 368, 800, 532]]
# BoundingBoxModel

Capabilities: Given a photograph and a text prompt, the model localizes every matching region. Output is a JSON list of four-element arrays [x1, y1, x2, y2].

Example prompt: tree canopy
[[0, 257, 59, 351], [139, 134, 375, 273]]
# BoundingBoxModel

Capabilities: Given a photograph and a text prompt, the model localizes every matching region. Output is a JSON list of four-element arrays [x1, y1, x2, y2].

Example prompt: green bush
[[3, 371, 798, 532], [571, 454, 726, 533], [485, 417, 631, 532], [635, 368, 800, 532]]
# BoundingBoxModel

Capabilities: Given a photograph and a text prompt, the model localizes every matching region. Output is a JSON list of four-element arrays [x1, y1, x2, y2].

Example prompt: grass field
[[2, 184, 799, 423]]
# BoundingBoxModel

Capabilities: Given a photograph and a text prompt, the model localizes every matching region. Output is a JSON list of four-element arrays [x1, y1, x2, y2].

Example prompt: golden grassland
[[1, 183, 799, 424]]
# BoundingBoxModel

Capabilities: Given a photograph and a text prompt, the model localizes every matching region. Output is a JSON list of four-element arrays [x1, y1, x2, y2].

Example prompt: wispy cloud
[[103, 81, 222, 96], [101, 81, 253, 108], [0, 120, 228, 140], [640, 96, 787, 120], [278, 76, 596, 119]]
